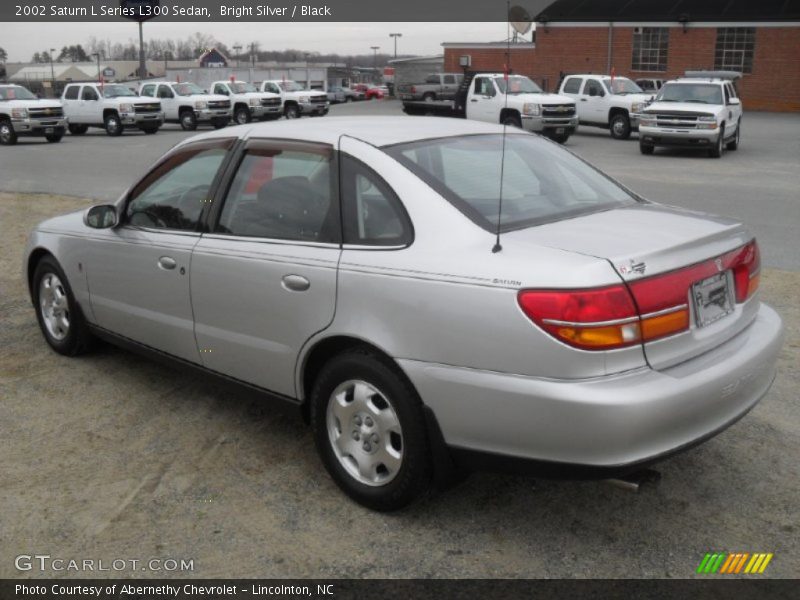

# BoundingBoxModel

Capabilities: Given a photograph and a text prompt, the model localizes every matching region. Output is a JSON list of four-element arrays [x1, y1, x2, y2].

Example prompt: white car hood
[[2, 99, 62, 109], [510, 92, 575, 104], [644, 101, 719, 115], [617, 93, 654, 105]]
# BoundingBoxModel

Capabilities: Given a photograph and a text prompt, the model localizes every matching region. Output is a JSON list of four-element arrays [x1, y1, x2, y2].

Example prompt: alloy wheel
[[39, 273, 70, 341]]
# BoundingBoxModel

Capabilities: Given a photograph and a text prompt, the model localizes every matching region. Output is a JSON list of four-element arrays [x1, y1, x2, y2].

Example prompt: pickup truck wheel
[[727, 121, 740, 151], [211, 118, 229, 129], [141, 125, 159, 134], [639, 142, 654, 155], [549, 133, 571, 144], [104, 113, 123, 137], [68, 124, 88, 135], [45, 132, 64, 143], [33, 256, 93, 356], [179, 110, 198, 131], [0, 119, 18, 145], [234, 107, 251, 125], [709, 126, 724, 158], [284, 104, 300, 119], [311, 350, 432, 511], [422, 93, 436, 102], [610, 114, 631, 140], [502, 114, 522, 129]]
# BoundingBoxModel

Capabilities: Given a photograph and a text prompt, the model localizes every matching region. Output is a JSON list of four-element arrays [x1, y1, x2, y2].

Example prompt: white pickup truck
[[61, 82, 164, 136], [259, 80, 330, 119], [138, 81, 231, 130], [0, 84, 66, 145], [210, 81, 282, 125], [558, 74, 653, 139]]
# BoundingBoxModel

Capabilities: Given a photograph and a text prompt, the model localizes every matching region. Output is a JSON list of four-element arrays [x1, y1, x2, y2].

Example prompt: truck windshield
[[173, 83, 205, 96], [232, 83, 258, 93], [0, 86, 37, 100], [656, 83, 723, 105], [102, 84, 137, 98], [385, 134, 637, 232], [279, 81, 305, 92], [602, 78, 643, 95], [494, 76, 543, 94]]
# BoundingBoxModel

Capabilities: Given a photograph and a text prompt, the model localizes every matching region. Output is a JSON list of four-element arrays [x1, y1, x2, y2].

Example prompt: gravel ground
[[0, 191, 798, 579]]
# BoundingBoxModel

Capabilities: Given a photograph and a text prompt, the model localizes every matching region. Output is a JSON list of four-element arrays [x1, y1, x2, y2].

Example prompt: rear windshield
[[385, 134, 637, 232]]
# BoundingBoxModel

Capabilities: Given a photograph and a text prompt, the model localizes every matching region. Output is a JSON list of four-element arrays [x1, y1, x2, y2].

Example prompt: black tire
[[234, 106, 251, 125], [709, 126, 724, 158], [0, 119, 18, 145], [284, 104, 300, 119], [104, 112, 123, 137], [141, 126, 159, 135], [310, 349, 432, 511], [610, 113, 631, 140], [45, 133, 63, 143], [727, 121, 740, 151], [639, 142, 655, 155], [502, 114, 522, 129], [32, 255, 93, 356], [549, 133, 571, 144], [68, 124, 88, 135], [179, 110, 198, 131], [212, 118, 229, 129]]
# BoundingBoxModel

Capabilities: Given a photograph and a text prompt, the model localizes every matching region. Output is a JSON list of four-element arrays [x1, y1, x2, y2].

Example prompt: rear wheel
[[179, 110, 198, 131], [311, 350, 432, 511], [639, 142, 654, 155], [0, 119, 18, 145], [234, 106, 251, 125], [68, 124, 88, 135], [104, 112, 123, 137], [32, 256, 93, 356], [610, 113, 631, 140], [709, 126, 724, 158], [726, 121, 740, 151]]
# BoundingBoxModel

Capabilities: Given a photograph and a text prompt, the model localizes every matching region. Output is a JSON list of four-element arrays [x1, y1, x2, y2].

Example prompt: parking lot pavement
[[1, 188, 799, 578], [1, 101, 798, 271]]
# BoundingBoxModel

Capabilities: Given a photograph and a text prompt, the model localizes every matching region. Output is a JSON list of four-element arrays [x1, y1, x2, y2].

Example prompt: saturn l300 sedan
[[25, 117, 784, 510]]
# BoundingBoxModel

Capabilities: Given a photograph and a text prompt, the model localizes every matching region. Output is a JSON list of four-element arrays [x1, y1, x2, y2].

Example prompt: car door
[[157, 84, 177, 120], [61, 84, 81, 122], [86, 138, 235, 362], [190, 138, 341, 397], [468, 76, 499, 122], [79, 84, 100, 124], [579, 78, 606, 123]]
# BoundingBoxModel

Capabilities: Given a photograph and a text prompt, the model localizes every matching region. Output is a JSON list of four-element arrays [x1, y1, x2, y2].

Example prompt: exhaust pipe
[[605, 469, 661, 493]]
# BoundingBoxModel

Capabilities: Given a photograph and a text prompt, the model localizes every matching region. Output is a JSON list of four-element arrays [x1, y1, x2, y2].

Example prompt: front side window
[[217, 143, 336, 243], [213, 83, 229, 95], [715, 27, 755, 74], [126, 141, 232, 231], [583, 79, 604, 96], [562, 77, 581, 94], [140, 84, 156, 97], [632, 27, 669, 72], [474, 77, 495, 97], [385, 134, 637, 232], [63, 86, 80, 100], [81, 86, 98, 101], [264, 82, 281, 94], [157, 85, 173, 99]]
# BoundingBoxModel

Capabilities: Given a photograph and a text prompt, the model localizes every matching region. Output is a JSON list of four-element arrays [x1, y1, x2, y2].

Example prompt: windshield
[[0, 86, 37, 100], [102, 84, 137, 98], [385, 134, 637, 232], [494, 76, 543, 94], [602, 77, 643, 95], [173, 83, 205, 96], [279, 81, 305, 92], [232, 82, 258, 93], [656, 83, 723, 105]]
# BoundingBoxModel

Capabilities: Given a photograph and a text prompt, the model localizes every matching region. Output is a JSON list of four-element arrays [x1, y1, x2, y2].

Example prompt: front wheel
[[32, 256, 93, 356], [284, 104, 300, 119], [610, 113, 631, 140], [709, 126, 724, 158], [68, 124, 88, 135], [234, 106, 251, 125], [141, 125, 159, 135], [639, 142, 654, 155], [180, 110, 198, 131], [212, 118, 229, 129], [45, 132, 64, 143], [502, 114, 522, 129], [548, 132, 571, 144], [104, 112, 123, 137], [311, 350, 432, 511], [0, 119, 18, 145], [727, 121, 740, 151]]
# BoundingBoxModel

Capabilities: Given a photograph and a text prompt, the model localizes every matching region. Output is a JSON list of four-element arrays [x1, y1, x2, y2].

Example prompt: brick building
[[443, 0, 800, 111]]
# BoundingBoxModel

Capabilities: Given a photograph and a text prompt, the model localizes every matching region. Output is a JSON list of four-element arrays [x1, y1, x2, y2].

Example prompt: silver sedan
[[25, 117, 784, 510]]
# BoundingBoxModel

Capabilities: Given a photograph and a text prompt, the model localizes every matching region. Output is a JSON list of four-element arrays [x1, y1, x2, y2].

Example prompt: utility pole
[[92, 52, 101, 84], [49, 47, 56, 97], [370, 46, 380, 82], [138, 21, 146, 79], [389, 33, 402, 58], [233, 44, 242, 68]]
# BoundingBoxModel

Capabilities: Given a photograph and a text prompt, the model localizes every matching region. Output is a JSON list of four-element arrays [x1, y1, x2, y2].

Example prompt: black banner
[[4, 0, 551, 22], [1, 580, 797, 600]]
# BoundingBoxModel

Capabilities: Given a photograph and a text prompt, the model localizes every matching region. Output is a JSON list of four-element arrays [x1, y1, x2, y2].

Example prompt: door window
[[474, 77, 496, 97], [264, 82, 281, 94], [125, 141, 232, 231], [64, 86, 79, 100], [217, 143, 337, 243], [562, 77, 581, 94], [583, 79, 603, 96], [141, 84, 156, 97], [157, 84, 174, 99], [213, 83, 229, 95], [81, 86, 98, 101]]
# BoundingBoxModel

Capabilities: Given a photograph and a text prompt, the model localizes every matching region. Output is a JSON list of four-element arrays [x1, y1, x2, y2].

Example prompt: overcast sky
[[2, 22, 513, 61]]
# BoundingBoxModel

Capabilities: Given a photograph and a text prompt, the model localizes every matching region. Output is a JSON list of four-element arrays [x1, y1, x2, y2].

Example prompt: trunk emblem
[[618, 260, 647, 276], [715, 258, 724, 271]]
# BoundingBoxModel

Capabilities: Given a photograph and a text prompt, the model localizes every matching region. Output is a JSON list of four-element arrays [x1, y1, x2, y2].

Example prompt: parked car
[[635, 78, 665, 93], [639, 71, 743, 158], [339, 86, 365, 102], [327, 87, 346, 104], [558, 74, 654, 139], [397, 73, 464, 102], [25, 117, 783, 511], [210, 80, 282, 124], [138, 81, 231, 130], [0, 84, 66, 145], [259, 80, 329, 118], [61, 82, 163, 136], [354, 83, 387, 100]]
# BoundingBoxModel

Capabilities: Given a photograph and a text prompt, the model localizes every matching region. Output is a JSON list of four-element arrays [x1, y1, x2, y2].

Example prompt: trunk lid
[[506, 203, 760, 369]]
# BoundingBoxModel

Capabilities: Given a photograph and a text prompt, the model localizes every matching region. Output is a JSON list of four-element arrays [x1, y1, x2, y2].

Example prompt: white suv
[[139, 81, 231, 130], [62, 83, 164, 136], [558, 74, 653, 139], [638, 72, 743, 158]]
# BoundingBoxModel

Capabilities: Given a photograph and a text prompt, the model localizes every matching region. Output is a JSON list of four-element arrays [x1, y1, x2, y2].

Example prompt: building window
[[715, 28, 756, 74], [631, 27, 669, 72]]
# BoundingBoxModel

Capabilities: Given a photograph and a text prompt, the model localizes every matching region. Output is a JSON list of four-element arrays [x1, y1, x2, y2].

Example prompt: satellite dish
[[509, 5, 532, 35]]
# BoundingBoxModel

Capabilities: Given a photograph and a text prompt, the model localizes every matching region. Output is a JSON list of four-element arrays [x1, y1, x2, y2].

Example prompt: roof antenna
[[493, 4, 532, 254]]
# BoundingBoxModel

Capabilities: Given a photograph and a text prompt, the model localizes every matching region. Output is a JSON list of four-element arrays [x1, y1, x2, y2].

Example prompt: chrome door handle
[[158, 256, 177, 270], [470, 99, 478, 102], [580, 98, 588, 101], [281, 274, 310, 292]]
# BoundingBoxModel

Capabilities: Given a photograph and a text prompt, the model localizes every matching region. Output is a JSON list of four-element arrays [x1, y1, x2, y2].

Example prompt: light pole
[[389, 33, 402, 58], [91, 52, 101, 84], [370, 46, 380, 82], [233, 44, 242, 68], [49, 47, 55, 97]]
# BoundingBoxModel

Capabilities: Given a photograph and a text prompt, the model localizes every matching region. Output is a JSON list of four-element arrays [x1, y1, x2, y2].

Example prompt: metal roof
[[535, 0, 800, 22]]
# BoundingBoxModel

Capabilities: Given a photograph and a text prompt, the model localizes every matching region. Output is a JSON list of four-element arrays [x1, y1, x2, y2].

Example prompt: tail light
[[518, 240, 760, 351]]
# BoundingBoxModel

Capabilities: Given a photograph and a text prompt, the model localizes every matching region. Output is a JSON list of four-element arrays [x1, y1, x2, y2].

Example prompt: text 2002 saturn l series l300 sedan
[[25, 117, 784, 510]]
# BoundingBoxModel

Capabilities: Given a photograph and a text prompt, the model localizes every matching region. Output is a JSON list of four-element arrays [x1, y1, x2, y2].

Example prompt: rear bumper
[[401, 303, 784, 471], [640, 125, 719, 147]]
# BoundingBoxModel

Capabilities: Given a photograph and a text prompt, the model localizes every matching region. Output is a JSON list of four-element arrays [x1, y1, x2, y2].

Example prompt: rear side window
[[443, 75, 456, 84], [562, 77, 581, 94], [141, 84, 155, 97], [64, 86, 79, 100]]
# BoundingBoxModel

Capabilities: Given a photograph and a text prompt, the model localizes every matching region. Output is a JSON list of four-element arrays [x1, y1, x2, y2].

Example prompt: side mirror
[[728, 97, 741, 105], [84, 205, 118, 229]]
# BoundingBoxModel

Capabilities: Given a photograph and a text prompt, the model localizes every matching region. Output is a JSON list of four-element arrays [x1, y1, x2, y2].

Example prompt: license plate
[[45, 127, 54, 134], [556, 127, 565, 134], [692, 272, 734, 327]]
